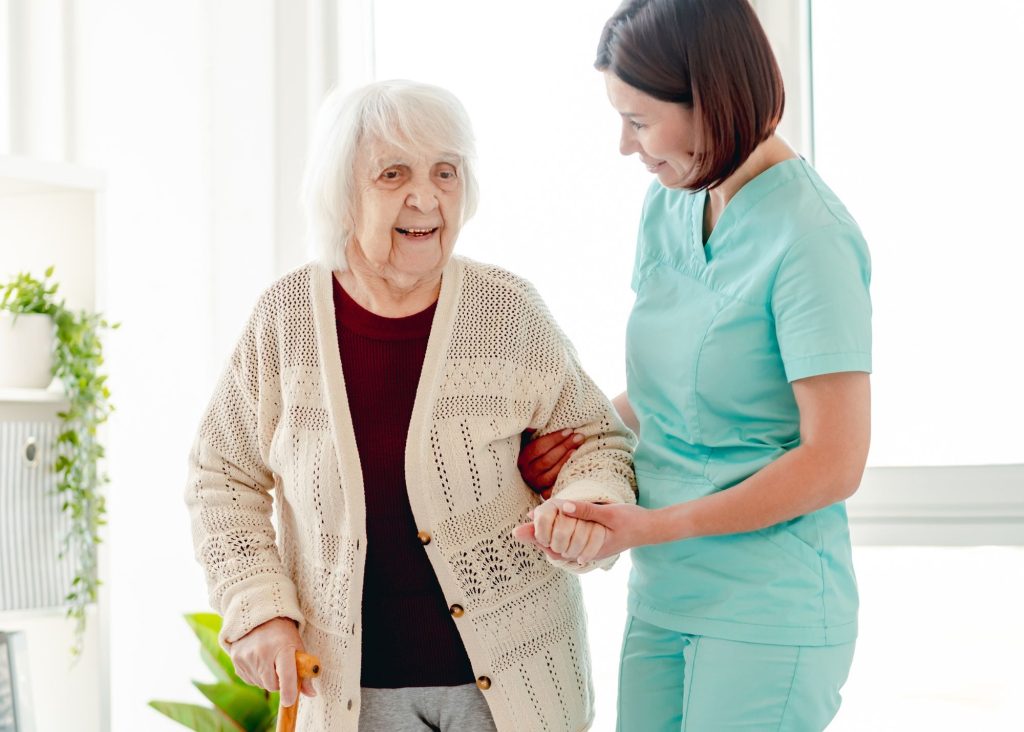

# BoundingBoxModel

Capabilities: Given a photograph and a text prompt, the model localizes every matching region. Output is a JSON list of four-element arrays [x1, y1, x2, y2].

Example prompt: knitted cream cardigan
[[186, 257, 636, 732]]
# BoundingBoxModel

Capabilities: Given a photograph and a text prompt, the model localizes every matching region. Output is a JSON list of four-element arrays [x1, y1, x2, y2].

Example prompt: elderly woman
[[186, 79, 635, 732]]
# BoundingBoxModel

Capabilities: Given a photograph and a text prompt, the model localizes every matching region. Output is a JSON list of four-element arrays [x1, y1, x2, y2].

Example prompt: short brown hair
[[596, 0, 785, 190]]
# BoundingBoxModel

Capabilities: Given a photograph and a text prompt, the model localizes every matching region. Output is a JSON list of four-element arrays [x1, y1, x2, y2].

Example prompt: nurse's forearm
[[612, 391, 639, 434], [646, 443, 864, 545]]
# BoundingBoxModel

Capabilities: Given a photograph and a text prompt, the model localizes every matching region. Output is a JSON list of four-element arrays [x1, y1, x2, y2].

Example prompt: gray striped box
[[0, 421, 78, 612]]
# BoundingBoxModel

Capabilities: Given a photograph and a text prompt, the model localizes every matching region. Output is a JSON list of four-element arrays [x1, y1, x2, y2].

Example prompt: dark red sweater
[[333, 277, 474, 689]]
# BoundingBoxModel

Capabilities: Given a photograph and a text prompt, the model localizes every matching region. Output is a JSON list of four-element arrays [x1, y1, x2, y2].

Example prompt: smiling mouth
[[395, 227, 439, 238]]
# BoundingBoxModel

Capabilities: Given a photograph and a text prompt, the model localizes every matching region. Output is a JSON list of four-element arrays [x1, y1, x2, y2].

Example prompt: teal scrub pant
[[617, 616, 855, 731]]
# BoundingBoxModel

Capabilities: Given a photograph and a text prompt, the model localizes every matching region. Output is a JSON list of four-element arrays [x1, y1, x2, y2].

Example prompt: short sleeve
[[771, 224, 872, 382]]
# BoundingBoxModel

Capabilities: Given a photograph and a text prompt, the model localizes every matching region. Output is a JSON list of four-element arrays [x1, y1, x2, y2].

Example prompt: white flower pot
[[0, 311, 55, 388]]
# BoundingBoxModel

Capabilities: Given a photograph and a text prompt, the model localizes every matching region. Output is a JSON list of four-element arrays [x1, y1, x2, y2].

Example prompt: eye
[[630, 120, 646, 131], [435, 163, 458, 181], [377, 164, 410, 184], [434, 164, 459, 189]]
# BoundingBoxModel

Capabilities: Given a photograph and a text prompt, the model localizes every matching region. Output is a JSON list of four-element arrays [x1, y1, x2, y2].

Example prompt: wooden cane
[[276, 651, 321, 732]]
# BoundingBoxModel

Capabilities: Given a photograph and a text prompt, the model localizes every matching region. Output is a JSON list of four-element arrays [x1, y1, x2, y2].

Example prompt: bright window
[[810, 0, 1024, 467], [809, 3, 1024, 729]]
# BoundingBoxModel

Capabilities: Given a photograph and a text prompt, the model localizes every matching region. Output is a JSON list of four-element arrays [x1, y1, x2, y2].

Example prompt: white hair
[[301, 79, 480, 271]]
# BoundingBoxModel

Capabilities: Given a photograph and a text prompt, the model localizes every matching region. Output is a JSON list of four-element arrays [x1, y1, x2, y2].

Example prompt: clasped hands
[[514, 428, 643, 564], [512, 497, 642, 565]]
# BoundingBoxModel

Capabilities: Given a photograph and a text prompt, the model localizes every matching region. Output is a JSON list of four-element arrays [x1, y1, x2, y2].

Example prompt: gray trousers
[[358, 684, 498, 732]]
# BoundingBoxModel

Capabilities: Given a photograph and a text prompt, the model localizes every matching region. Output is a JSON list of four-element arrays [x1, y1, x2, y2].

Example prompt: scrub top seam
[[691, 303, 729, 454], [786, 349, 872, 359], [634, 255, 766, 310], [783, 350, 873, 367], [817, 541, 830, 633], [795, 162, 849, 225]]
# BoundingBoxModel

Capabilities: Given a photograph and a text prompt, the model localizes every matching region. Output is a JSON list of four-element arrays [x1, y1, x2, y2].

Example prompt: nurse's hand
[[513, 499, 608, 564], [518, 429, 585, 499], [526, 499, 651, 563]]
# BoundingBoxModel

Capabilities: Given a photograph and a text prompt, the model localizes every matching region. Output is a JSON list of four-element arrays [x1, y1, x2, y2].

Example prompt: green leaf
[[185, 614, 243, 686], [148, 701, 243, 731], [199, 646, 237, 686], [193, 682, 275, 731]]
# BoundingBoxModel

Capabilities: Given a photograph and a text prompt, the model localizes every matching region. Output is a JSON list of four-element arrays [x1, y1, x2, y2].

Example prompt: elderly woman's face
[[350, 139, 464, 284]]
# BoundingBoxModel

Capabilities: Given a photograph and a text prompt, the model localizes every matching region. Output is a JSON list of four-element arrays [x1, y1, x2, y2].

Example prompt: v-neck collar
[[688, 157, 805, 265]]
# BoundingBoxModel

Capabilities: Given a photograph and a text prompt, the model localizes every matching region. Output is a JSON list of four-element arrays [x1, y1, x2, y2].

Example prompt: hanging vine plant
[[0, 266, 117, 657]]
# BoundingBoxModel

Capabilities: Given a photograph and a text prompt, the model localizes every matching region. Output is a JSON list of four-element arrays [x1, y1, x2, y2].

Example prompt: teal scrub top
[[626, 158, 871, 647]]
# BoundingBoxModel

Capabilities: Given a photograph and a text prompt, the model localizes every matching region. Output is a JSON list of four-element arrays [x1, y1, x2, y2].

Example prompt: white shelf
[[0, 386, 67, 404]]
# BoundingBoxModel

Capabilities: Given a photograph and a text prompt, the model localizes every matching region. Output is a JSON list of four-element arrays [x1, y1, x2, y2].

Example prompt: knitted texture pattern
[[186, 257, 636, 732]]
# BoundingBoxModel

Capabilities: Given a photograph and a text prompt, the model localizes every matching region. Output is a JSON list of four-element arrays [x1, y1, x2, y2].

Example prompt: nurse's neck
[[702, 135, 798, 244]]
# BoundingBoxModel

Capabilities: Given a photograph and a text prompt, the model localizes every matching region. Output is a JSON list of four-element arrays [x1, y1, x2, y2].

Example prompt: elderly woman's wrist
[[553, 478, 623, 505]]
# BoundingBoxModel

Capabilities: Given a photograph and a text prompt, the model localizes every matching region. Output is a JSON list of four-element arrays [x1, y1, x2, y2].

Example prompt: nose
[[405, 183, 439, 213], [619, 123, 639, 157]]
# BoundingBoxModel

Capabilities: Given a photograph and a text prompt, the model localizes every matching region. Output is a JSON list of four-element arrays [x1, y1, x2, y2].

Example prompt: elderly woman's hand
[[228, 617, 316, 706], [513, 499, 609, 564], [518, 429, 585, 499]]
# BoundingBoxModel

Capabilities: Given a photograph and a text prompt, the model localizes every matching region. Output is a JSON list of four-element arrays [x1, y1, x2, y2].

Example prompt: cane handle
[[276, 651, 321, 732]]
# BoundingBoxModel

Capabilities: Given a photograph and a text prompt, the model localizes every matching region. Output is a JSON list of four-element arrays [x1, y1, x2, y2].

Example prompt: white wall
[[71, 2, 277, 729], [373, 0, 647, 397]]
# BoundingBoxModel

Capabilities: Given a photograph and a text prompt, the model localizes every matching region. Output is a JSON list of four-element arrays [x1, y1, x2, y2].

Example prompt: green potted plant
[[0, 266, 116, 656], [149, 613, 281, 731], [0, 269, 58, 388]]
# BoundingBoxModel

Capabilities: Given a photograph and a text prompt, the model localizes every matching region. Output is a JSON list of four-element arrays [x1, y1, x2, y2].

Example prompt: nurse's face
[[605, 72, 699, 190]]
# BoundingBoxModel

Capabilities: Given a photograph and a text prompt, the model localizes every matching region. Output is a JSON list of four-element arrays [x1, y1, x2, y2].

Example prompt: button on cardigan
[[186, 257, 637, 731]]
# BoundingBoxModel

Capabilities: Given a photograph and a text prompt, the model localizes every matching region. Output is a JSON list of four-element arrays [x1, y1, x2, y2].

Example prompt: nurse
[[515, 0, 872, 729]]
